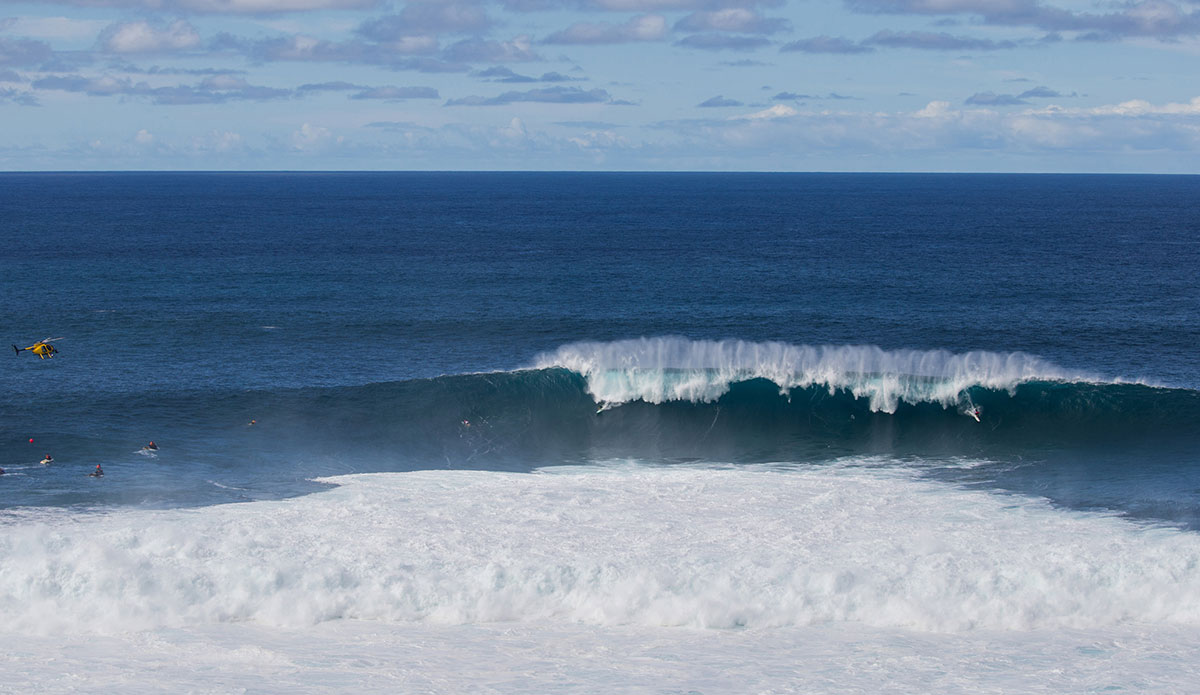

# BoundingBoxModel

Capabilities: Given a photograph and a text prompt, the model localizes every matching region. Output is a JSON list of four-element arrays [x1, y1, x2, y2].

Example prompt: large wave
[[7, 339, 1196, 476], [534, 337, 1099, 412]]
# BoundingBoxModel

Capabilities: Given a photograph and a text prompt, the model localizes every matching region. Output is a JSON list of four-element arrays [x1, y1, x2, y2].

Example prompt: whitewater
[[4, 463, 1200, 692], [536, 337, 1100, 411]]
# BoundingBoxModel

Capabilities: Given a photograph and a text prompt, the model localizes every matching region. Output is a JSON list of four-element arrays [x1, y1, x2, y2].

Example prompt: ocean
[[1, 172, 1198, 692]]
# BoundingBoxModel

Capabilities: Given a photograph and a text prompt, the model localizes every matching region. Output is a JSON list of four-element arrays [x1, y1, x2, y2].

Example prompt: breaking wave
[[535, 337, 1100, 412]]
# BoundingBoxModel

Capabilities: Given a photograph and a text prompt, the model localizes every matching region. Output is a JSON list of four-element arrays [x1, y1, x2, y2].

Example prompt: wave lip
[[535, 337, 1094, 413]]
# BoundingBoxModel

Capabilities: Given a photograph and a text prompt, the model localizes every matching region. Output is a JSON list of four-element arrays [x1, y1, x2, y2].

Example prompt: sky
[[1, 0, 1199, 171]]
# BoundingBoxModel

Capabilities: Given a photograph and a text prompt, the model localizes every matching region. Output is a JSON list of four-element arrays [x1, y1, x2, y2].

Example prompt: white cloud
[[99, 20, 201, 54], [915, 100, 952, 118], [740, 104, 796, 119], [634, 96, 1200, 165], [209, 130, 244, 152], [1039, 96, 1200, 116], [568, 128, 629, 149], [291, 122, 343, 149], [134, 128, 154, 144]]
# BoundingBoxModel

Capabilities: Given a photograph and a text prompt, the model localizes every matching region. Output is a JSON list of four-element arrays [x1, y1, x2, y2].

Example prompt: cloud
[[675, 33, 772, 50], [350, 85, 439, 99], [296, 80, 363, 91], [720, 58, 771, 67], [33, 72, 291, 104], [364, 120, 429, 130], [109, 63, 249, 76], [555, 120, 624, 128], [473, 66, 537, 82], [543, 14, 667, 44], [864, 29, 1019, 49], [472, 66, 581, 82], [1040, 96, 1200, 116], [0, 69, 21, 82], [1018, 85, 1063, 98], [739, 103, 797, 119], [210, 32, 463, 71], [965, 91, 1027, 105], [846, 0, 1200, 41], [698, 95, 742, 106], [772, 91, 815, 100], [780, 35, 875, 53], [1, 16, 109, 40], [357, 3, 493, 40], [0, 86, 38, 105], [0, 0, 382, 13], [98, 20, 201, 54], [629, 96, 1200, 165], [577, 0, 790, 10], [291, 122, 342, 150], [445, 85, 615, 105], [674, 9, 791, 34], [0, 36, 55, 67], [442, 35, 539, 62]]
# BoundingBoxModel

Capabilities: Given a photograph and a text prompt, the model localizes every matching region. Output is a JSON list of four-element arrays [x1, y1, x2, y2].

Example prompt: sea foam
[[534, 337, 1093, 412], [1, 463, 1197, 636]]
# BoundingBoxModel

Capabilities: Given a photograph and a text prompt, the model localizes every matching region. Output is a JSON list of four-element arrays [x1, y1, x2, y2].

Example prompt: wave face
[[3, 339, 1198, 525], [203, 339, 1192, 470]]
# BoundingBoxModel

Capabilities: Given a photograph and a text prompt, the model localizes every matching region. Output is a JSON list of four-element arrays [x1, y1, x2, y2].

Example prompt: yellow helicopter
[[13, 337, 62, 360]]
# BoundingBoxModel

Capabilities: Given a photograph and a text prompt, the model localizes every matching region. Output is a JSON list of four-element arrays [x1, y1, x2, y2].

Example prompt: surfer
[[40, 454, 53, 465], [969, 407, 981, 422], [89, 464, 103, 478], [142, 441, 158, 451], [13, 338, 60, 360]]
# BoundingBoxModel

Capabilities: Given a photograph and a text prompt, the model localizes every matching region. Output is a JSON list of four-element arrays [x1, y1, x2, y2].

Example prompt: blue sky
[[1, 0, 1198, 171]]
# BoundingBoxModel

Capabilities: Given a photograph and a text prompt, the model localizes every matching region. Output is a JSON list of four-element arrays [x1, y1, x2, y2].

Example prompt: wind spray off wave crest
[[535, 338, 1092, 413]]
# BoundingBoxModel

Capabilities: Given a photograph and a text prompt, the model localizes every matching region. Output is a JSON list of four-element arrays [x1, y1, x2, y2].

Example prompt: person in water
[[40, 454, 53, 464], [90, 464, 103, 477], [142, 441, 158, 451]]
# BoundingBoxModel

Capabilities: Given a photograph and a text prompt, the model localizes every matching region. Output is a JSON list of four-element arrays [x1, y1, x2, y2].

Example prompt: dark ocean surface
[[2, 172, 1198, 526]]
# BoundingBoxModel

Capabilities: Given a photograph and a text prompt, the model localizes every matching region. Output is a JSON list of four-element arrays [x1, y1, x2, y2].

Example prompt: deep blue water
[[1, 173, 1198, 525]]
